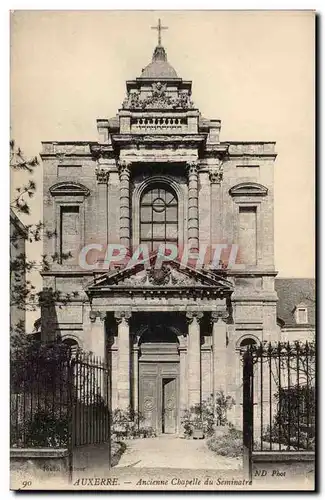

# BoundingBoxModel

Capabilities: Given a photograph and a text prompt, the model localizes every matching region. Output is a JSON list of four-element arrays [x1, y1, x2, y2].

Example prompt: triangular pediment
[[86, 254, 233, 293]]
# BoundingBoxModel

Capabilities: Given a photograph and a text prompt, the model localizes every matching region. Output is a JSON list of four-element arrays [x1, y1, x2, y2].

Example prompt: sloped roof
[[275, 278, 315, 327]]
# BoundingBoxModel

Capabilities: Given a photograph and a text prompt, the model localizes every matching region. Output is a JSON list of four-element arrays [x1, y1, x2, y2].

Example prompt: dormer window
[[294, 305, 308, 325]]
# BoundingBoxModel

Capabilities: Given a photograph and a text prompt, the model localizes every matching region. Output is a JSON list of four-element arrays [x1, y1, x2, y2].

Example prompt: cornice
[[111, 134, 207, 146], [40, 152, 93, 160]]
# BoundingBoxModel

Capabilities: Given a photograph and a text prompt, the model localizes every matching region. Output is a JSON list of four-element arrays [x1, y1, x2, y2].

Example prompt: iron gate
[[242, 341, 315, 482], [69, 351, 111, 480], [10, 343, 111, 483]]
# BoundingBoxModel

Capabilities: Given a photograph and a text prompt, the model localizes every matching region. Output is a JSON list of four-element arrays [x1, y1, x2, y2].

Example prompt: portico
[[86, 259, 232, 434]]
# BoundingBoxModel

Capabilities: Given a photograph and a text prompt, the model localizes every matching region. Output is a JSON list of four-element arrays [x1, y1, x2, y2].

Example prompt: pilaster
[[118, 160, 131, 252], [211, 309, 229, 395], [89, 310, 107, 361], [95, 160, 110, 246], [209, 161, 224, 256], [186, 161, 199, 252]]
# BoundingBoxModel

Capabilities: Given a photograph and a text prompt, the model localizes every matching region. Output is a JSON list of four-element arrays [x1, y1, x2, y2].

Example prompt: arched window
[[63, 337, 79, 356], [140, 184, 178, 252], [239, 338, 257, 348]]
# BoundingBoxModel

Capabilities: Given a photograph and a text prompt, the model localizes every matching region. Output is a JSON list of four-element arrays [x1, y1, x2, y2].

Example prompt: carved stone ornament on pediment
[[122, 83, 195, 110], [146, 266, 171, 285], [118, 265, 203, 287]]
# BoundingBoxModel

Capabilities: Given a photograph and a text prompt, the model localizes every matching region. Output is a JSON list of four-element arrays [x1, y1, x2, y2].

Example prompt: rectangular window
[[60, 206, 80, 260], [238, 206, 257, 266], [296, 308, 308, 324]]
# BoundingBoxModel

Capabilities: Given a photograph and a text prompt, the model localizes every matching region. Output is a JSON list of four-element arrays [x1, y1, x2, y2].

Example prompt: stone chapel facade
[[41, 37, 278, 433]]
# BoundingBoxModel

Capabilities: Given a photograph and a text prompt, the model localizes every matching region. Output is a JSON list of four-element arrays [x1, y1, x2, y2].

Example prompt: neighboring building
[[41, 33, 279, 433], [276, 278, 315, 342], [10, 209, 28, 334]]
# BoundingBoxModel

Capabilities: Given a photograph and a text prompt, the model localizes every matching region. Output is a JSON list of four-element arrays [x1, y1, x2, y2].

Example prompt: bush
[[262, 385, 315, 451], [111, 407, 156, 440], [181, 392, 235, 437], [11, 409, 69, 448], [207, 427, 243, 458]]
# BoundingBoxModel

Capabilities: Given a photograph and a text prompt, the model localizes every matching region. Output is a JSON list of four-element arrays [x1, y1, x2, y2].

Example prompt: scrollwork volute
[[89, 311, 107, 323], [211, 309, 229, 324], [186, 311, 204, 324], [114, 310, 132, 325]]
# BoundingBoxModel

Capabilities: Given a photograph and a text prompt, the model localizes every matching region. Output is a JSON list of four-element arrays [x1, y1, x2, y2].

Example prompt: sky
[[11, 10, 315, 290]]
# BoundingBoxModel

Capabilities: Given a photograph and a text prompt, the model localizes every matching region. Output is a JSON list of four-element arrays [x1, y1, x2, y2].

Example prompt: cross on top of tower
[[151, 18, 168, 46]]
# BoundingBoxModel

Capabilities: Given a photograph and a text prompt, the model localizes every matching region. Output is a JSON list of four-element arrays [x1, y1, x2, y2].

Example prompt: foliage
[[12, 409, 69, 448], [10, 140, 75, 338], [111, 407, 156, 440], [207, 427, 243, 458], [262, 384, 315, 451], [181, 392, 235, 437]]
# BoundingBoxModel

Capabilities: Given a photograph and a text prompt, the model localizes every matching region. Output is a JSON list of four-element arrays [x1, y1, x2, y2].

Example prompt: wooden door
[[139, 376, 158, 430], [162, 377, 177, 434]]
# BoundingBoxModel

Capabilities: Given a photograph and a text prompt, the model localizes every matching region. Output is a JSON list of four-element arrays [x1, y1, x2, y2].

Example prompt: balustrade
[[131, 116, 187, 133]]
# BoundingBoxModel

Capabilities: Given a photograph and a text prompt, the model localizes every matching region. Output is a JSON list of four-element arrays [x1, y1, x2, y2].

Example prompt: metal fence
[[10, 343, 111, 469], [242, 341, 315, 455], [71, 351, 110, 447], [10, 345, 72, 448]]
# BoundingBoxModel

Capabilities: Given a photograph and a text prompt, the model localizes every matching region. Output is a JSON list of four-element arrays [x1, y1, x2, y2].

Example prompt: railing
[[131, 116, 187, 133], [10, 343, 110, 452], [242, 341, 315, 454], [71, 351, 110, 447], [10, 345, 71, 448]]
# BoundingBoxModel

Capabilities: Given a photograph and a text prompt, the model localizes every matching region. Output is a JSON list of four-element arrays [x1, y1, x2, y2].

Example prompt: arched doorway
[[138, 321, 180, 435]]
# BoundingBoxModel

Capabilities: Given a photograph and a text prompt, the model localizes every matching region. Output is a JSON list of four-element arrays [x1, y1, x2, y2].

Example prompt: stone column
[[209, 163, 223, 266], [115, 311, 131, 410], [118, 160, 131, 252], [211, 310, 229, 395], [89, 311, 107, 361], [186, 311, 203, 407], [187, 161, 200, 252], [198, 170, 211, 263]]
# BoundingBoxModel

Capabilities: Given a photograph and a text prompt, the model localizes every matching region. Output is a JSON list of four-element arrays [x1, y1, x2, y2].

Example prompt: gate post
[[243, 347, 254, 483]]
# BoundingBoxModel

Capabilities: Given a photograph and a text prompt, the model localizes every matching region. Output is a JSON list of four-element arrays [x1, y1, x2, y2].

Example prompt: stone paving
[[115, 435, 242, 470]]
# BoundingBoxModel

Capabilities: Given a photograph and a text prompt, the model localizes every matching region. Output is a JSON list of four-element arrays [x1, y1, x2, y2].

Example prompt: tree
[[10, 140, 75, 346]]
